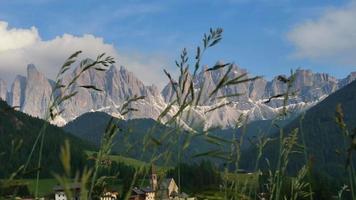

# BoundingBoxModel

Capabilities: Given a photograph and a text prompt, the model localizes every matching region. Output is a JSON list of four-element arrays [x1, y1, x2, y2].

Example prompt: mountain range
[[0, 63, 355, 129]]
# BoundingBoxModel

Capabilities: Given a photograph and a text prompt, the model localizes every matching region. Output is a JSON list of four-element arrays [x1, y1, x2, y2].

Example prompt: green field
[[1, 179, 59, 197], [107, 154, 149, 168], [86, 151, 170, 173], [194, 188, 253, 200], [224, 172, 259, 189], [86, 151, 148, 168], [195, 189, 225, 200], [190, 172, 259, 200], [24, 179, 58, 196]]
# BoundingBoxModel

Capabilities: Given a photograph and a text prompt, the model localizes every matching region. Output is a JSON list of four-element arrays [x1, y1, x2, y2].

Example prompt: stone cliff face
[[3, 63, 356, 129], [9, 75, 27, 109], [22, 64, 53, 118], [0, 79, 7, 101], [339, 72, 356, 88], [161, 66, 352, 128], [58, 64, 165, 122]]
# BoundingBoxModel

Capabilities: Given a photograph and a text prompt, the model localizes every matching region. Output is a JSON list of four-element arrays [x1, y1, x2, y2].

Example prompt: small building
[[100, 191, 119, 200], [53, 183, 81, 200], [141, 188, 155, 200], [157, 178, 179, 199], [130, 187, 145, 200], [129, 187, 155, 200]]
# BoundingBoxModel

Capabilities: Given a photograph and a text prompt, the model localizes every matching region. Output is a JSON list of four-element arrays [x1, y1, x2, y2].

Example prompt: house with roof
[[129, 187, 155, 200], [156, 178, 178, 199], [100, 191, 119, 200], [53, 183, 81, 200]]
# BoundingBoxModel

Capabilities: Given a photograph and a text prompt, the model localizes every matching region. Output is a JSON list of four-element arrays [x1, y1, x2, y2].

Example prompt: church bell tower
[[150, 164, 158, 191]]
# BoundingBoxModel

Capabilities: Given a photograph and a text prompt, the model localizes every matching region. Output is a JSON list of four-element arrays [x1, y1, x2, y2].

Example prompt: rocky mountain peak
[[0, 78, 7, 101], [119, 65, 128, 72], [27, 63, 38, 73], [27, 64, 47, 81], [9, 75, 27, 108], [347, 72, 356, 83], [21, 64, 53, 118], [339, 72, 356, 87], [349, 72, 356, 78]]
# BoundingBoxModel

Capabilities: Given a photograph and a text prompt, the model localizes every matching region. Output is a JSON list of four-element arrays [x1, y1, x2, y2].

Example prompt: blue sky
[[0, 0, 355, 87]]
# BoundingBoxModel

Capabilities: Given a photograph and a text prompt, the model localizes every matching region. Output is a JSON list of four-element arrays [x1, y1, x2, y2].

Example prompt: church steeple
[[150, 164, 158, 191]]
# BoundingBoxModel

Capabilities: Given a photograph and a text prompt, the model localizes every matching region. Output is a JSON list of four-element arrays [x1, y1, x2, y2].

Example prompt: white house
[[100, 191, 119, 200], [157, 178, 179, 199], [53, 183, 81, 200]]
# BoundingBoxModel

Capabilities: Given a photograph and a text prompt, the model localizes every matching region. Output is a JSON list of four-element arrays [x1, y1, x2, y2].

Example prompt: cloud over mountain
[[0, 21, 169, 88], [0, 21, 40, 52]]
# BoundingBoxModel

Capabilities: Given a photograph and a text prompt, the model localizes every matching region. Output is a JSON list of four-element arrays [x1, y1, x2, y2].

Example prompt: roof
[[237, 169, 253, 174], [102, 191, 119, 197], [131, 187, 154, 195], [160, 178, 175, 189], [132, 188, 145, 195], [141, 187, 154, 193], [53, 183, 81, 191], [103, 191, 119, 195], [179, 192, 189, 198]]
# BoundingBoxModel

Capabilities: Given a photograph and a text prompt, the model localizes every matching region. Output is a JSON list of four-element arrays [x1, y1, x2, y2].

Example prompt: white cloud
[[0, 21, 169, 88], [287, 1, 356, 65], [0, 21, 40, 52], [119, 51, 171, 88]]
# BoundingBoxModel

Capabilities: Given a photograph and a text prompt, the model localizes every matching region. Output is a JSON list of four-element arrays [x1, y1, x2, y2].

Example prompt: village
[[55, 165, 196, 200], [53, 166, 195, 200], [1, 165, 197, 200]]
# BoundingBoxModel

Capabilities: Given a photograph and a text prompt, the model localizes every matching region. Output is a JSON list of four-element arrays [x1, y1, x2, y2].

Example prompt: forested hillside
[[0, 100, 93, 178], [64, 111, 289, 165], [242, 80, 356, 180]]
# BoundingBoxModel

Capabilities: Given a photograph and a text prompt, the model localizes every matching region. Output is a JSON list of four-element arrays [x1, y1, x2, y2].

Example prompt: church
[[129, 165, 195, 200]]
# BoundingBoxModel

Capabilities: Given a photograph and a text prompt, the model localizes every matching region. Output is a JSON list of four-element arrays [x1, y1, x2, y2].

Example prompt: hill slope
[[0, 100, 93, 178], [64, 111, 289, 165], [65, 112, 193, 163], [241, 80, 356, 178]]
